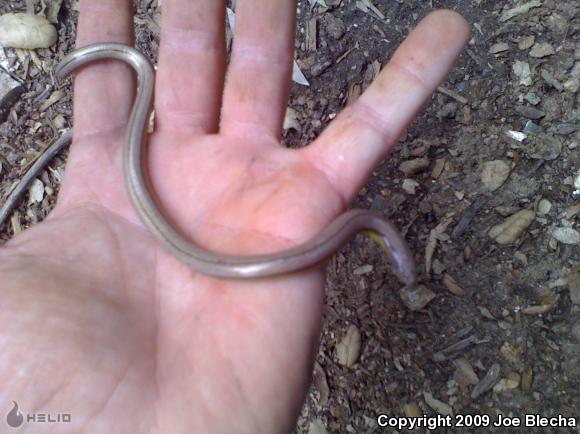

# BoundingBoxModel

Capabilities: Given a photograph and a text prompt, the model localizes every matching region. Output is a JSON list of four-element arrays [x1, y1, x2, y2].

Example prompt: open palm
[[0, 1, 468, 433]]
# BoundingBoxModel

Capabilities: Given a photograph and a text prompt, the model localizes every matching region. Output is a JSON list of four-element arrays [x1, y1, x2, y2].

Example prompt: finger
[[220, 0, 296, 140], [302, 10, 470, 201], [72, 0, 135, 141], [155, 1, 226, 134]]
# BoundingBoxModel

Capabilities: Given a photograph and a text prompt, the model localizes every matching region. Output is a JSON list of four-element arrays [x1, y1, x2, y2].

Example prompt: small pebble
[[399, 285, 436, 311], [537, 199, 552, 215], [524, 92, 541, 105], [527, 133, 563, 160], [515, 105, 545, 120], [523, 120, 542, 134], [402, 179, 420, 195]]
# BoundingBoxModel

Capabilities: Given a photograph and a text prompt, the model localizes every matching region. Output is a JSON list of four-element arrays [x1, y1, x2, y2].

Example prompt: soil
[[0, 1, 578, 433]]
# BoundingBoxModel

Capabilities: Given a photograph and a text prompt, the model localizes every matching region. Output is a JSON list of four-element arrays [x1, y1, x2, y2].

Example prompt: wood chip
[[355, 0, 385, 20], [489, 42, 509, 54], [471, 363, 501, 399], [399, 158, 429, 177], [518, 35, 535, 50], [283, 106, 301, 131], [522, 304, 555, 315], [426, 218, 451, 273], [27, 178, 44, 204], [10, 211, 22, 235], [481, 160, 511, 191], [0, 71, 24, 120], [432, 335, 477, 362], [402, 179, 419, 195], [306, 18, 317, 51], [39, 89, 64, 111], [521, 367, 533, 391], [313, 362, 330, 407], [437, 86, 468, 104], [308, 419, 328, 434], [568, 265, 580, 306], [423, 392, 453, 416], [559, 202, 580, 219], [452, 195, 490, 239], [443, 273, 464, 296], [529, 42, 555, 58], [45, 0, 64, 24], [346, 83, 361, 105], [552, 227, 580, 245], [513, 60, 532, 86], [493, 372, 520, 393], [431, 158, 446, 179], [453, 358, 479, 389], [403, 402, 422, 418], [489, 209, 535, 244]]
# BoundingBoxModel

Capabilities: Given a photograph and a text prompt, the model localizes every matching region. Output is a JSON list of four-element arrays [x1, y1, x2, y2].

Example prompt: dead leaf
[[443, 273, 464, 296], [336, 325, 362, 367]]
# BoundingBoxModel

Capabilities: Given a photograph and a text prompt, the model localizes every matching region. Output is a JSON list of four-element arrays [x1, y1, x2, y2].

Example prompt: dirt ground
[[0, 1, 578, 433]]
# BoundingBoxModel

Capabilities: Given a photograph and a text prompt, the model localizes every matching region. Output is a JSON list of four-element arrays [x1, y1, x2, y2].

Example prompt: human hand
[[0, 1, 469, 432]]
